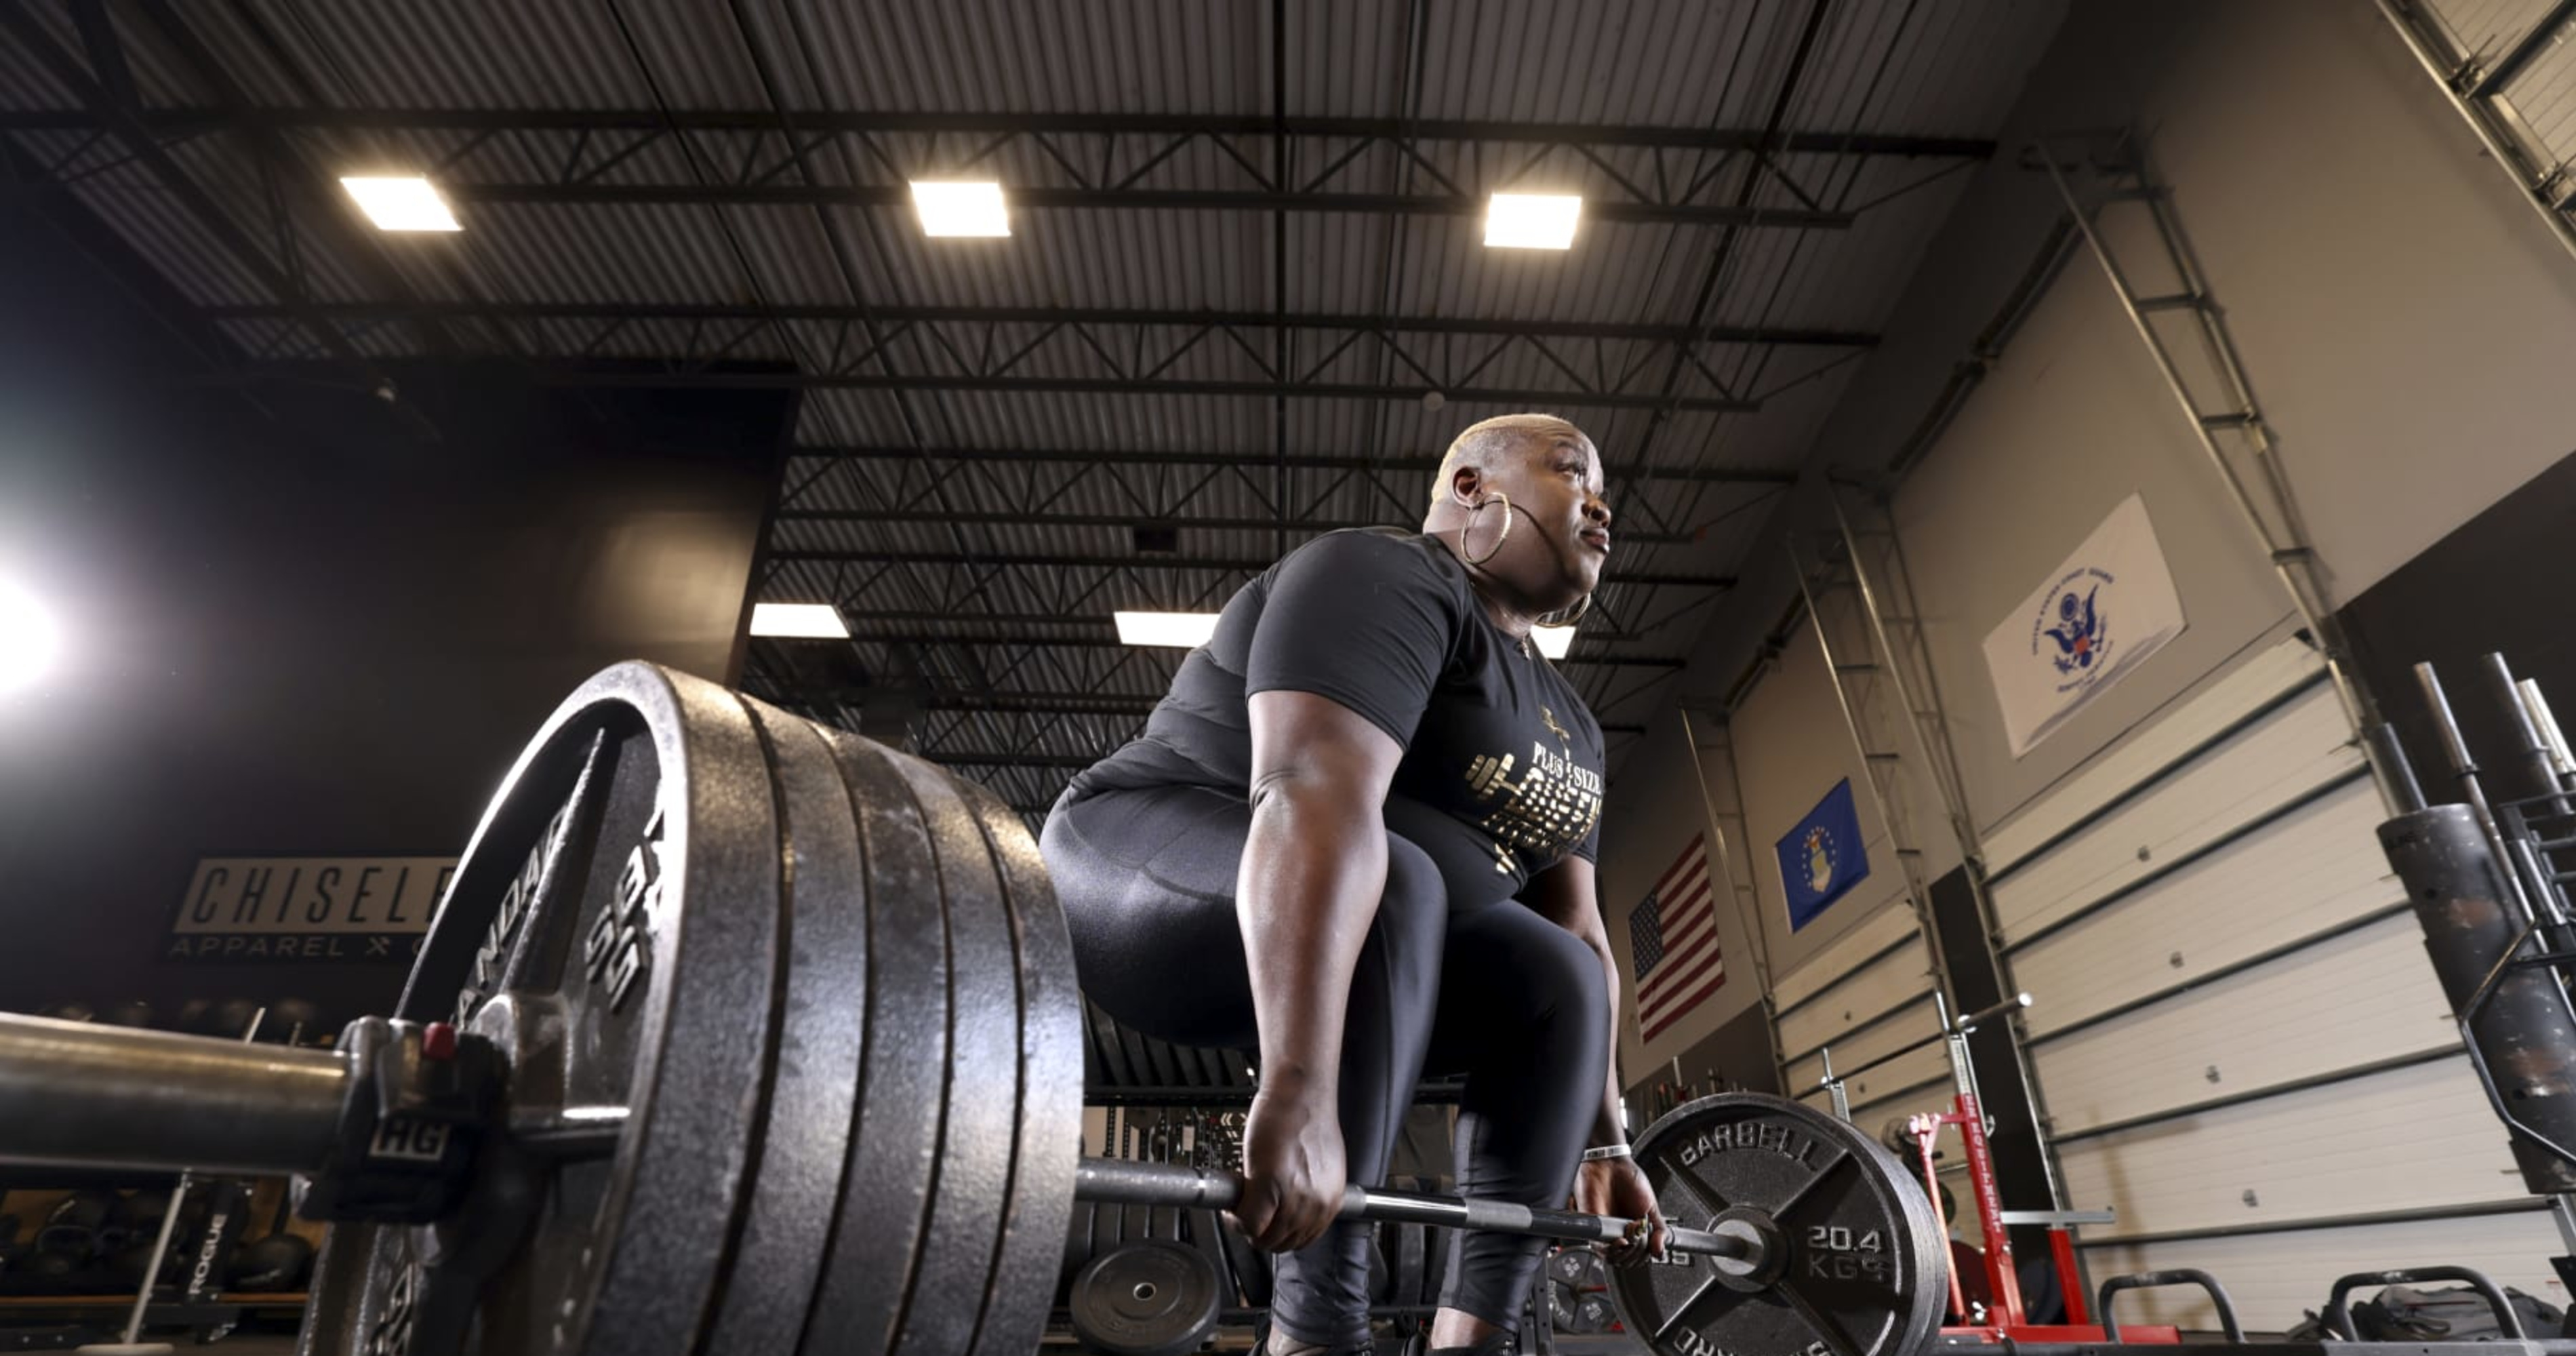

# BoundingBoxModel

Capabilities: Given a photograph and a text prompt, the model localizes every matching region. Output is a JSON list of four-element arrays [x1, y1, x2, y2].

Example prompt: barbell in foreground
[[0, 662, 1946, 1356]]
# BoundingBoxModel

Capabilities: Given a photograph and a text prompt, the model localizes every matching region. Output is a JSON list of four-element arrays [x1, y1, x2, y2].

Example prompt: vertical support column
[[1926, 865, 2068, 1286]]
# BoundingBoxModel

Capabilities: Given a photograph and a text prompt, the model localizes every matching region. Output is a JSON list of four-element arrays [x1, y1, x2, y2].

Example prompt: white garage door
[[1982, 637, 2558, 1329]]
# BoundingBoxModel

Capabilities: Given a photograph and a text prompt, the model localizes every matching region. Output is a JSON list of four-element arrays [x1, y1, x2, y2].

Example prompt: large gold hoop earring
[[1460, 492, 1513, 566], [1539, 593, 1593, 629]]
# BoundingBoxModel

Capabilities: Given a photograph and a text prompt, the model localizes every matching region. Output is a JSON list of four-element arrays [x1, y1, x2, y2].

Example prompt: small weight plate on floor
[[1070, 1241, 1222, 1356], [304, 663, 788, 1356], [1607, 1093, 1946, 1356]]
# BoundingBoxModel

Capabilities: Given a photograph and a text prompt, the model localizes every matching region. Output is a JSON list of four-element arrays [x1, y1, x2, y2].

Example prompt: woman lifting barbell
[[1042, 414, 1668, 1356]]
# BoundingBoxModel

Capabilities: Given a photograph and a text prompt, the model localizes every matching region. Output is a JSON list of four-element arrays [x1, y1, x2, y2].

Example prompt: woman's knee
[[1524, 922, 1608, 1030], [1372, 833, 1448, 958]]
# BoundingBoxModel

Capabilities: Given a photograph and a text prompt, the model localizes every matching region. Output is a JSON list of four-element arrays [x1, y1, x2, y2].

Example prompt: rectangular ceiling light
[[912, 180, 1011, 237], [1485, 193, 1581, 250], [1533, 624, 1575, 659], [340, 176, 462, 232], [1114, 610, 1220, 648], [750, 603, 849, 639]]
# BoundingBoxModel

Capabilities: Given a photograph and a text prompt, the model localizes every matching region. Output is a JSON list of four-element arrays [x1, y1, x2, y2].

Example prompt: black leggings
[[1041, 785, 1609, 1348]]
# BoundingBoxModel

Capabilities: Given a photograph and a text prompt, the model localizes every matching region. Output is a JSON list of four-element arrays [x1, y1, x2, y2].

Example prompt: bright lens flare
[[0, 578, 60, 695]]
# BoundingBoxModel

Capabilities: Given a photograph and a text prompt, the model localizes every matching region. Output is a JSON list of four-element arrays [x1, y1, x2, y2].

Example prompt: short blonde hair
[[1427, 413, 1586, 508]]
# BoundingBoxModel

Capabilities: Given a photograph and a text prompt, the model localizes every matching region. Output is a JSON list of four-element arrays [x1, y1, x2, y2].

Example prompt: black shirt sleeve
[[1245, 531, 1466, 750]]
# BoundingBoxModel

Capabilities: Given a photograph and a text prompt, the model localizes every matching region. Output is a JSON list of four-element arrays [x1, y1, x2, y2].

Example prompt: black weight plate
[[1091, 1193, 1119, 1268], [1395, 1219, 1426, 1319], [1139, 1031, 1180, 1088], [1070, 1241, 1222, 1356], [1086, 1001, 1130, 1088], [1218, 1212, 1272, 1310], [1184, 1208, 1232, 1309], [1420, 1197, 1450, 1311], [1113, 1016, 1156, 1094], [1607, 1093, 1946, 1356], [305, 664, 788, 1356], [1550, 1279, 1577, 1332], [799, 734, 952, 1356], [1546, 1247, 1588, 1290], [1571, 1250, 1608, 1294], [1573, 1293, 1614, 1334], [1064, 1201, 1100, 1297], [874, 745, 1021, 1356], [698, 703, 874, 1355], [951, 774, 1087, 1356]]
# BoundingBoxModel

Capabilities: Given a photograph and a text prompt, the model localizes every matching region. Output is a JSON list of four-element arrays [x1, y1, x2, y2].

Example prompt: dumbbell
[[232, 1231, 315, 1292], [94, 999, 155, 1029], [206, 1005, 264, 1046], [37, 1189, 117, 1258], [260, 999, 325, 1047]]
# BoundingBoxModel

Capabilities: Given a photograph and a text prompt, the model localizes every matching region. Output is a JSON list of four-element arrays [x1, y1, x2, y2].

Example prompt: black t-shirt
[[1065, 528, 1605, 900]]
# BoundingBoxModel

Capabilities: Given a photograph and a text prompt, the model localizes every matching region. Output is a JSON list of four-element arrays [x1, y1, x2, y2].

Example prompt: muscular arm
[[1523, 855, 1628, 1150], [1231, 689, 1405, 1249], [1239, 688, 1405, 1100], [1528, 854, 1669, 1260]]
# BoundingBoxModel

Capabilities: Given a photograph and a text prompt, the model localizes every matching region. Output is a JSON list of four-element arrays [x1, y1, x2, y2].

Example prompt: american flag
[[1631, 834, 1723, 1042]]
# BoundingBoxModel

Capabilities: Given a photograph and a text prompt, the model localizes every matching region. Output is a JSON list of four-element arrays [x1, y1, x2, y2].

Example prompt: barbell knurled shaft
[[1070, 1156, 1747, 1260], [0, 1014, 349, 1177]]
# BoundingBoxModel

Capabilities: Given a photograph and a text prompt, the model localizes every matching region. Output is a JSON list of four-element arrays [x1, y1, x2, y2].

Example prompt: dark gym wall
[[0, 201, 798, 1025], [2341, 445, 2576, 799]]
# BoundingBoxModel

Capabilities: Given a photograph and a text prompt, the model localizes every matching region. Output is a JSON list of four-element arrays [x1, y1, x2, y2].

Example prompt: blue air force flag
[[1775, 780, 1868, 932]]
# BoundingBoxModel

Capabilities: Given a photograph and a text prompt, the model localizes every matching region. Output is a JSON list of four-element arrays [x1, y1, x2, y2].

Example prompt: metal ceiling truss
[[237, 315, 1769, 411], [775, 449, 1786, 563], [1, 105, 1990, 226], [0, 0, 1962, 790], [771, 447, 1783, 565], [198, 301, 1878, 353], [783, 443, 1792, 482], [761, 547, 1733, 591]]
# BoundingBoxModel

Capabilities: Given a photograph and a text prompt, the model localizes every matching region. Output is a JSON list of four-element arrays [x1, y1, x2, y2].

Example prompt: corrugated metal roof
[[1, 0, 2074, 786]]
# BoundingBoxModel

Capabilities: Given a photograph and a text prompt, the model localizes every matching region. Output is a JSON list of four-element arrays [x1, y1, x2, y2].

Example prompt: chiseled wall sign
[[170, 856, 458, 963]]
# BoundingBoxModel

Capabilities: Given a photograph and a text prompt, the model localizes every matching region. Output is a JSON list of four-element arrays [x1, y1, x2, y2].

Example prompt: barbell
[[0, 663, 1946, 1356]]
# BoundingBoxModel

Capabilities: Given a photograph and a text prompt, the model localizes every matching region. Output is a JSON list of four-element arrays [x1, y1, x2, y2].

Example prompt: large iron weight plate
[[799, 735, 950, 1356], [300, 663, 787, 1356], [1609, 1094, 1946, 1356], [696, 701, 875, 1355], [949, 772, 1086, 1356], [873, 746, 1031, 1356]]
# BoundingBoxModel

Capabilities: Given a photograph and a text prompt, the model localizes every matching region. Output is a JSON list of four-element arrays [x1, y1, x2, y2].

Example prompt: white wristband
[[1580, 1143, 1632, 1162]]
